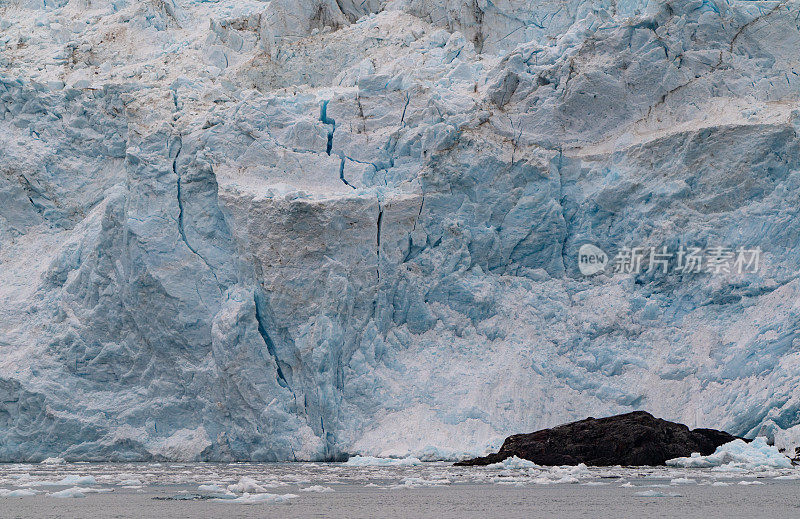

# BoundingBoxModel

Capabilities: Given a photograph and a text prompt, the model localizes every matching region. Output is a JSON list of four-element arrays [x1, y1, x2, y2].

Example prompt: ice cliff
[[1, 0, 800, 461]]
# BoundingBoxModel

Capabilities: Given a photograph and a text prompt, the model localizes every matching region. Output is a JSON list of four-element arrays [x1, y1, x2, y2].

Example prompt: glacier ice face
[[1, 0, 800, 461]]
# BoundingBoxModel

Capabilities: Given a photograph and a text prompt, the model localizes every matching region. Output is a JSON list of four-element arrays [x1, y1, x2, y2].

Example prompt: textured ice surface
[[1, 0, 800, 461], [666, 437, 793, 471]]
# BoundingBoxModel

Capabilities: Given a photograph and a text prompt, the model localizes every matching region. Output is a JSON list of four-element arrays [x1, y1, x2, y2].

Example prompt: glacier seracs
[[1, 0, 800, 461]]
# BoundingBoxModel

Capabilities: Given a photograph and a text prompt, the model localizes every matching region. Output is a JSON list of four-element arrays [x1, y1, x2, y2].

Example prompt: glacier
[[1, 0, 800, 461]]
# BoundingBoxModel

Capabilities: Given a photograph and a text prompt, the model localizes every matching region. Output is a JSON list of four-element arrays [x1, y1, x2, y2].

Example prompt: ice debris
[[666, 438, 792, 471]]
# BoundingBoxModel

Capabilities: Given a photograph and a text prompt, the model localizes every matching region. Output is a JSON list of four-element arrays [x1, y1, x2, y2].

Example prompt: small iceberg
[[666, 437, 792, 471], [486, 456, 541, 469], [0, 489, 37, 498]]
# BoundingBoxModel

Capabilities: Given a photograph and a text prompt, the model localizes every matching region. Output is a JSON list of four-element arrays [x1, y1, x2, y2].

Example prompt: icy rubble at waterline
[[344, 455, 424, 466], [2, 0, 800, 462], [666, 437, 794, 471], [0, 461, 798, 501]]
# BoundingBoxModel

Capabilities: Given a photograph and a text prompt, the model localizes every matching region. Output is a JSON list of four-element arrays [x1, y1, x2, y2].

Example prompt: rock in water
[[455, 412, 740, 466]]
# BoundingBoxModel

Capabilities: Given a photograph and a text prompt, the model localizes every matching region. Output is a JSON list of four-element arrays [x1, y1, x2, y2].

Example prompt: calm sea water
[[1, 461, 799, 518]]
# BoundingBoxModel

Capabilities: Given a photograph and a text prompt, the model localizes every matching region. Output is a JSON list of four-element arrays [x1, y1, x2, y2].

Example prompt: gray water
[[1, 462, 799, 518]]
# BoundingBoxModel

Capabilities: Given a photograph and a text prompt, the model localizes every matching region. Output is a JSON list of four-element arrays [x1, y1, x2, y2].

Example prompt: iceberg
[[487, 456, 542, 470], [47, 488, 88, 499], [227, 477, 269, 494], [666, 437, 793, 471]]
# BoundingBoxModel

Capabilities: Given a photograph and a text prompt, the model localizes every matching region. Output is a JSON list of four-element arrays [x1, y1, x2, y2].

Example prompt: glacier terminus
[[1, 0, 800, 463]]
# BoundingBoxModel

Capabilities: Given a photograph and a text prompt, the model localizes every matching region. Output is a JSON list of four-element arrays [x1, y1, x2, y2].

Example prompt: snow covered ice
[[1, 0, 800, 464]]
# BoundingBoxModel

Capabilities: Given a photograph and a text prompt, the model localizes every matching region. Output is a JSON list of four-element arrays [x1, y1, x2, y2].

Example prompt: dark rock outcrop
[[455, 411, 741, 467]]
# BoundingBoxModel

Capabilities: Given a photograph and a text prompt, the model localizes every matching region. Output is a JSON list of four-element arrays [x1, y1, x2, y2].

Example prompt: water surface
[[1, 461, 798, 518]]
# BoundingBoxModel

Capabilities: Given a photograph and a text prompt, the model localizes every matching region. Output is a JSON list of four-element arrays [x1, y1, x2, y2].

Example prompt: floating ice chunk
[[227, 477, 267, 493], [666, 438, 792, 471], [390, 477, 451, 489], [666, 452, 716, 468], [198, 484, 228, 493], [48, 487, 86, 498], [57, 475, 98, 486], [117, 479, 142, 486], [486, 456, 540, 469], [670, 477, 696, 485], [535, 476, 579, 484], [29, 475, 98, 487], [212, 492, 297, 504], [80, 488, 112, 493], [738, 480, 764, 485], [41, 458, 65, 465], [299, 485, 334, 493], [487, 462, 589, 485], [551, 464, 591, 477], [635, 490, 682, 497], [774, 474, 800, 480], [344, 456, 423, 466], [0, 488, 37, 497], [490, 476, 528, 486]]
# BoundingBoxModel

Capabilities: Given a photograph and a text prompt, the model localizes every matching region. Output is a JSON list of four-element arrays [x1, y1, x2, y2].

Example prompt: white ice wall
[[1, 0, 799, 460]]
